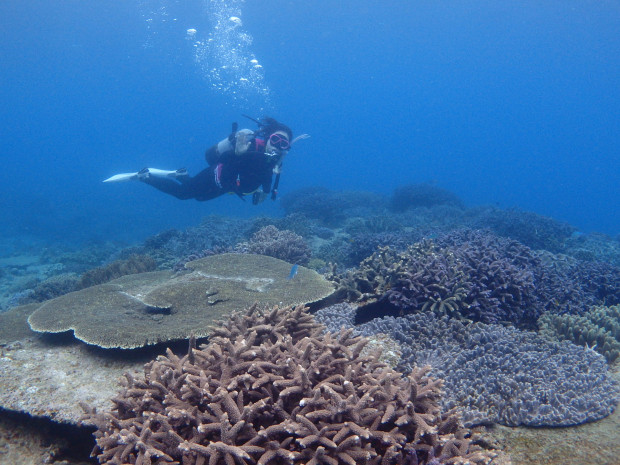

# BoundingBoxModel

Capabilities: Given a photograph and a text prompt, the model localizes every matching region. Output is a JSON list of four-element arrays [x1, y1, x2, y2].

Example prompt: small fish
[[287, 264, 299, 280]]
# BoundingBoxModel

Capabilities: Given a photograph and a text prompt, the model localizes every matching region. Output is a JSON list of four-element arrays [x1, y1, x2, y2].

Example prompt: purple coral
[[381, 230, 539, 327], [315, 306, 619, 428]]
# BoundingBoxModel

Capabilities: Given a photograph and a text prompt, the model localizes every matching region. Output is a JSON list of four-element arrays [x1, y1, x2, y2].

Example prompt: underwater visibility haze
[[1, 2, 620, 464], [0, 0, 618, 243]]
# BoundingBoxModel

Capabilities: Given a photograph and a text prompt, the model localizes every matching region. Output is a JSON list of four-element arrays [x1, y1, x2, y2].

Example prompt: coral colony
[[86, 305, 492, 465], [1, 184, 619, 464]]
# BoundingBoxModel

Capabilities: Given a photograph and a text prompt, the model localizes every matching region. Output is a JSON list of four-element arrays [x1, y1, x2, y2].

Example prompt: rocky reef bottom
[[1, 362, 618, 465]]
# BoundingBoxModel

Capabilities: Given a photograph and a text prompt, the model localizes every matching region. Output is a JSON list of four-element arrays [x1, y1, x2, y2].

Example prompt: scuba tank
[[205, 121, 259, 165]]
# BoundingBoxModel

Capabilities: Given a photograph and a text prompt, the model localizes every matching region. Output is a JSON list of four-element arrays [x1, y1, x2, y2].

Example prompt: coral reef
[[533, 250, 620, 315], [316, 230, 422, 269], [134, 216, 253, 268], [280, 187, 387, 227], [39, 240, 122, 274], [75, 254, 157, 290], [468, 206, 575, 254], [248, 213, 317, 239], [27, 254, 334, 349], [9, 255, 157, 309], [330, 230, 620, 327], [563, 231, 620, 267], [395, 205, 470, 238], [344, 215, 403, 236], [87, 305, 492, 465], [538, 304, 620, 363], [389, 183, 464, 212], [331, 231, 540, 328], [315, 307, 619, 427], [19, 273, 79, 303], [236, 225, 311, 265]]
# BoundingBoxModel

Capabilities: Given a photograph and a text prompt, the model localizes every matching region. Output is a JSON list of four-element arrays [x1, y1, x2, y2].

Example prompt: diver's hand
[[252, 191, 267, 205]]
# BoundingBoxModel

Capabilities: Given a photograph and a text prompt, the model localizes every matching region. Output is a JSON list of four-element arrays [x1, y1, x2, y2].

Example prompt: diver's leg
[[141, 167, 222, 201], [141, 176, 196, 200]]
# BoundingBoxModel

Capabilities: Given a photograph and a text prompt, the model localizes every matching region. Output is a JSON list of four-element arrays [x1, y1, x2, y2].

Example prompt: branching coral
[[329, 229, 616, 329], [236, 225, 311, 265], [538, 304, 620, 363], [330, 231, 538, 327], [87, 305, 492, 465], [76, 254, 157, 290]]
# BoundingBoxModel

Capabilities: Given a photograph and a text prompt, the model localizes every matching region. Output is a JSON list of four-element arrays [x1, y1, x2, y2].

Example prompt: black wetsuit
[[142, 138, 280, 201]]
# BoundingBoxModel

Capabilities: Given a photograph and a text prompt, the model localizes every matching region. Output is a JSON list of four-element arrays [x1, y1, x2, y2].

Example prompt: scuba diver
[[104, 116, 308, 205]]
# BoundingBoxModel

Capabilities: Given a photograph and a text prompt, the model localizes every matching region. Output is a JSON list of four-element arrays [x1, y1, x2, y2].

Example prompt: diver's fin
[[103, 168, 188, 183], [103, 172, 139, 182], [146, 168, 188, 178]]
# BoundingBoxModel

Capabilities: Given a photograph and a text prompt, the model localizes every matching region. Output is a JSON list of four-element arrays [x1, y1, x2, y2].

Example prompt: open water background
[[1, 0, 618, 244]]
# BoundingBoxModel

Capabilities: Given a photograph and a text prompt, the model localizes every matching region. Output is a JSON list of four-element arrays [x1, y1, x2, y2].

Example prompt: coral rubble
[[87, 305, 492, 465]]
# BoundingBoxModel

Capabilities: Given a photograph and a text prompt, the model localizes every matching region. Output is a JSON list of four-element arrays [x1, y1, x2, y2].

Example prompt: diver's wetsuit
[[142, 140, 280, 201]]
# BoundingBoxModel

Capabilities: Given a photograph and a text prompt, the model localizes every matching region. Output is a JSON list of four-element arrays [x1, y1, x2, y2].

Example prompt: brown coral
[[76, 254, 157, 290], [239, 225, 311, 265], [87, 305, 491, 465]]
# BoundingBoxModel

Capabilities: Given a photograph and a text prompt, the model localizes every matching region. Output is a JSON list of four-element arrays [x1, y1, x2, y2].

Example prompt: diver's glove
[[252, 191, 267, 205]]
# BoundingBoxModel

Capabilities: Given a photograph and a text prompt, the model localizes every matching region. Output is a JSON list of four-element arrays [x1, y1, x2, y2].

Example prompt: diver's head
[[266, 130, 291, 153], [258, 117, 293, 143]]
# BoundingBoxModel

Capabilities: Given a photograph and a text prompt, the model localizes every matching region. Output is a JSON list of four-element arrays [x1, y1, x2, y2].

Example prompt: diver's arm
[[251, 171, 274, 205]]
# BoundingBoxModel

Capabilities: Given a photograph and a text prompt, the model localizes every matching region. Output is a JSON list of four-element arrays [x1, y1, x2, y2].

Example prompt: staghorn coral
[[236, 225, 311, 265], [330, 230, 539, 327], [331, 229, 620, 328], [538, 304, 620, 363], [87, 305, 492, 465]]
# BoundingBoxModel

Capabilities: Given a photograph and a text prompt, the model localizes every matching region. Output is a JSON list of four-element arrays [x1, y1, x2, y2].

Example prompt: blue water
[[1, 0, 619, 244]]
